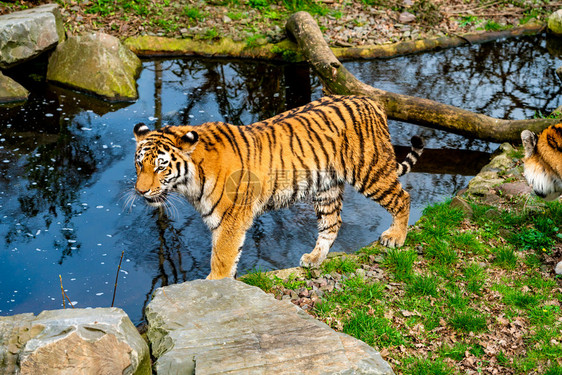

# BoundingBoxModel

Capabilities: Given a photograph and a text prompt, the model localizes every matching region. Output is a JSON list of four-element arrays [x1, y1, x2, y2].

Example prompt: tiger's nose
[[136, 186, 150, 195]]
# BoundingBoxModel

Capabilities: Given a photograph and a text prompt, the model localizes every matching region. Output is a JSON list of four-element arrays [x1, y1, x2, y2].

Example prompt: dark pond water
[[0, 35, 561, 324]]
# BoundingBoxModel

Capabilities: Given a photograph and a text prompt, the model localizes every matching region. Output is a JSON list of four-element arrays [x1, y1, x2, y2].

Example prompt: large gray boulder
[[0, 70, 28, 103], [47, 32, 142, 102], [0, 4, 64, 69], [146, 278, 395, 375], [0, 307, 150, 375]]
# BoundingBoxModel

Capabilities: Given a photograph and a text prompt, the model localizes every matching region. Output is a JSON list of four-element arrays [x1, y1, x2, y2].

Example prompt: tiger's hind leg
[[300, 183, 344, 267], [362, 178, 411, 248]]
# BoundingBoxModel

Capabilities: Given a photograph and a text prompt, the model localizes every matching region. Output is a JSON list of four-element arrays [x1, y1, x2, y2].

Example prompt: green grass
[[343, 310, 405, 348], [240, 268, 274, 292], [425, 240, 458, 265], [245, 34, 266, 48], [242, 197, 562, 374], [321, 256, 360, 274], [400, 357, 454, 375], [512, 227, 555, 250], [458, 15, 480, 27], [484, 20, 510, 31], [440, 342, 469, 361], [464, 262, 486, 295], [449, 309, 488, 333], [201, 27, 220, 40], [383, 248, 417, 281], [544, 363, 562, 375], [493, 246, 518, 269], [248, 0, 269, 10], [451, 231, 485, 255], [274, 273, 307, 290], [407, 274, 438, 297], [182, 6, 205, 21]]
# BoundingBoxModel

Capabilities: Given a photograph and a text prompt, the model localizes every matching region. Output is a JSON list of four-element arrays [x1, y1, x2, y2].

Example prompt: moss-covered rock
[[47, 32, 141, 102], [548, 9, 562, 35], [0, 71, 28, 104]]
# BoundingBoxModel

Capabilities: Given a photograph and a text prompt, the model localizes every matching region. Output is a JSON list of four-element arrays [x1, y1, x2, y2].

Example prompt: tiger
[[133, 95, 424, 279], [521, 123, 562, 201]]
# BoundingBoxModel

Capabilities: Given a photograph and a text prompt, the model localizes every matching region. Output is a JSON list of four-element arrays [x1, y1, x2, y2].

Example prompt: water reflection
[[0, 35, 559, 324], [347, 35, 562, 150]]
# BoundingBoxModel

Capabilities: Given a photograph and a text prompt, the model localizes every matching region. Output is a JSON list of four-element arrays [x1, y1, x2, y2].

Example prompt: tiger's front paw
[[300, 252, 324, 268], [379, 228, 406, 248]]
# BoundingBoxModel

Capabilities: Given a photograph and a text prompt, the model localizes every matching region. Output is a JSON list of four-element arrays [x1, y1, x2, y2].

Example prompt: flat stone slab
[[146, 278, 395, 375], [0, 4, 64, 69]]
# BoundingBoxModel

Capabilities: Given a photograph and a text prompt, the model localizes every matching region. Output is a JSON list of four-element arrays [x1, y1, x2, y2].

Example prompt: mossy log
[[286, 11, 558, 143]]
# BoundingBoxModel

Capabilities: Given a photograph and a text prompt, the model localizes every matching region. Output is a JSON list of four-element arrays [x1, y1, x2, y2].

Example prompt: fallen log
[[286, 11, 559, 143]]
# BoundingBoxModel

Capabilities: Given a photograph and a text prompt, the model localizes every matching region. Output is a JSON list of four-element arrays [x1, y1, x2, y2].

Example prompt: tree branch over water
[[286, 11, 558, 143]]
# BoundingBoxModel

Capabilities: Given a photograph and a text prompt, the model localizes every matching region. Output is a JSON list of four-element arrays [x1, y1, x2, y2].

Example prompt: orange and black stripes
[[521, 123, 562, 200], [133, 95, 424, 279]]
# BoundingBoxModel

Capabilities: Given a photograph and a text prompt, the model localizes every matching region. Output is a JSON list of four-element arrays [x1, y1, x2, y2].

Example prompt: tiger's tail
[[397, 136, 424, 177]]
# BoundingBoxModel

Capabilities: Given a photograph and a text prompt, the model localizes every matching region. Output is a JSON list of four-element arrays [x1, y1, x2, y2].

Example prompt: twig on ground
[[59, 275, 65, 309], [59, 275, 75, 309], [111, 251, 125, 307]]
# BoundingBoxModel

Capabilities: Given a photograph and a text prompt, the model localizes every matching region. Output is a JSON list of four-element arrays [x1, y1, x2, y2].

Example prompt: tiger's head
[[133, 123, 199, 206], [521, 124, 562, 201]]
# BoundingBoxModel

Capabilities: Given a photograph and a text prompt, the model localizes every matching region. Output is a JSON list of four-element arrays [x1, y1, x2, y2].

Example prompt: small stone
[[356, 268, 366, 280], [320, 284, 334, 293], [335, 40, 353, 47], [450, 196, 473, 217], [399, 11, 416, 24], [482, 193, 502, 205], [555, 261, 562, 275], [498, 181, 532, 197], [222, 15, 232, 23], [400, 309, 418, 317], [310, 269, 322, 278]]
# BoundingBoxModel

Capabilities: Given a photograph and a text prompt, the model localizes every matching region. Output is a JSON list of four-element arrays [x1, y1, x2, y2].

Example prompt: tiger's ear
[[134, 123, 150, 141], [178, 131, 199, 154], [521, 130, 537, 159]]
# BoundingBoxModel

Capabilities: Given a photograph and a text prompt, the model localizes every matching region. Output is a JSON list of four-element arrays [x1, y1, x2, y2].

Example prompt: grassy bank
[[241, 148, 562, 375]]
